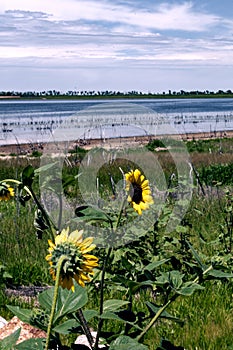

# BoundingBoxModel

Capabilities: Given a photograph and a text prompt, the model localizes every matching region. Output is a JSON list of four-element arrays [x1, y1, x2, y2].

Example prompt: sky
[[0, 0, 233, 93]]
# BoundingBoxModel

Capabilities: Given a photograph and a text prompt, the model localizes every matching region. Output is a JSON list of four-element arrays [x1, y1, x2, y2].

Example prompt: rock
[[75, 331, 108, 349], [0, 316, 46, 344], [0, 316, 7, 329]]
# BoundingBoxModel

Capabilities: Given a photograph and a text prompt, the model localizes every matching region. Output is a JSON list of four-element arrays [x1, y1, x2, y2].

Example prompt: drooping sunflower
[[125, 169, 154, 215], [0, 182, 14, 201], [46, 227, 98, 291]]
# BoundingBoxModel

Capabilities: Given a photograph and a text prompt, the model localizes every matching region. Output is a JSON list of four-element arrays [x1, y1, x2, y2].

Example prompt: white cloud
[[0, 0, 222, 32], [0, 0, 232, 91]]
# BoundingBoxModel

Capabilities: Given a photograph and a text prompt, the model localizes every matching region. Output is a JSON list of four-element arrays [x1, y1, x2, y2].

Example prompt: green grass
[[145, 281, 233, 350], [0, 141, 233, 349]]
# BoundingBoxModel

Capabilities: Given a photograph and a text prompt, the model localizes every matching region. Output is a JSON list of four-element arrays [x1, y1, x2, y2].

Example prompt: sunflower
[[0, 182, 14, 201], [125, 169, 154, 215], [46, 227, 98, 291]]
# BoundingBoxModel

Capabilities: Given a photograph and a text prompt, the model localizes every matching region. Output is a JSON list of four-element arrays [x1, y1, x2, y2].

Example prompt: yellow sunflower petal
[[58, 227, 70, 243], [79, 237, 94, 248], [139, 174, 145, 183], [81, 244, 96, 254], [127, 195, 132, 203], [133, 202, 142, 215], [141, 179, 149, 188], [142, 194, 154, 204], [48, 239, 55, 249], [139, 201, 149, 210], [45, 254, 52, 261], [68, 229, 83, 244], [133, 169, 141, 182]]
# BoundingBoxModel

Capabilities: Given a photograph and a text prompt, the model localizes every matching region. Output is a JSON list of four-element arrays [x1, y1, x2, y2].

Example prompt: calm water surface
[[0, 98, 233, 145]]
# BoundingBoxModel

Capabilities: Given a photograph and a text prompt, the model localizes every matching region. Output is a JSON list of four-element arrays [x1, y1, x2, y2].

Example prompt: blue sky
[[0, 0, 233, 93]]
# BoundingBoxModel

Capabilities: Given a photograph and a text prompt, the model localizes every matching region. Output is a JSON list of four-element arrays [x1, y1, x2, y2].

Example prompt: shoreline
[[0, 129, 232, 156]]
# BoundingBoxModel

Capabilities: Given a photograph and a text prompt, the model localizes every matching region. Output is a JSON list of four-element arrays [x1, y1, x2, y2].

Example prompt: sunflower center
[[131, 182, 143, 204]]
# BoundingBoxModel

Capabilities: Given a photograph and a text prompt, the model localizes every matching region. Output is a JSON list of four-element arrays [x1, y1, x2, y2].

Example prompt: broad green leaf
[[109, 335, 148, 349], [21, 165, 34, 187], [34, 162, 59, 175], [178, 282, 204, 296], [100, 312, 142, 331], [15, 337, 45, 350], [155, 273, 169, 286], [146, 302, 184, 325], [185, 240, 206, 271], [54, 283, 88, 322], [0, 328, 21, 350], [112, 276, 153, 293], [207, 269, 233, 279], [52, 319, 81, 334], [103, 299, 129, 312], [169, 270, 184, 290], [38, 287, 54, 311], [6, 305, 32, 323], [75, 205, 112, 223], [3, 271, 12, 279], [144, 259, 170, 272], [82, 309, 99, 321]]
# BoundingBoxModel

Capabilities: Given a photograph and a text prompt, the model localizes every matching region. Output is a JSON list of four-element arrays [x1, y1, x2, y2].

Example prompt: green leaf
[[75, 205, 112, 224], [169, 270, 184, 290], [112, 276, 153, 293], [103, 299, 129, 312], [15, 337, 45, 350], [38, 288, 53, 311], [21, 165, 35, 187], [52, 319, 81, 334], [82, 309, 99, 321], [207, 269, 233, 279], [6, 305, 32, 323], [176, 225, 188, 233], [185, 240, 206, 271], [144, 259, 170, 272], [62, 174, 76, 188], [100, 312, 142, 330], [109, 335, 148, 349], [3, 271, 12, 279], [54, 283, 88, 322], [34, 162, 59, 175], [146, 302, 184, 325], [0, 328, 21, 350], [178, 282, 204, 296]]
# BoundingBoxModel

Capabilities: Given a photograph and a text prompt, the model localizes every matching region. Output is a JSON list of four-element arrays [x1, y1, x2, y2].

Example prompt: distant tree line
[[0, 89, 232, 98]]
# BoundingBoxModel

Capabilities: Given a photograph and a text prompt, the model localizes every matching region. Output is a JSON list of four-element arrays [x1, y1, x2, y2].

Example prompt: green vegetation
[[0, 138, 232, 349], [1, 89, 233, 100]]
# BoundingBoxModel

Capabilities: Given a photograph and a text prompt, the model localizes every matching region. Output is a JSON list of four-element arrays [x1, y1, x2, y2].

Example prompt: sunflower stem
[[76, 309, 94, 350], [45, 255, 66, 350], [94, 246, 112, 350], [136, 299, 173, 342], [115, 197, 127, 229]]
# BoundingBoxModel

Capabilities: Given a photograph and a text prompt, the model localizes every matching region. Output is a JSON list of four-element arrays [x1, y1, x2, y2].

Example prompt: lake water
[[0, 98, 233, 145]]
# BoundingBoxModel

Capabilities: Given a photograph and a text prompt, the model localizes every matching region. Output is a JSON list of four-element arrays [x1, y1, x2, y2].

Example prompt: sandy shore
[[0, 129, 232, 156]]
